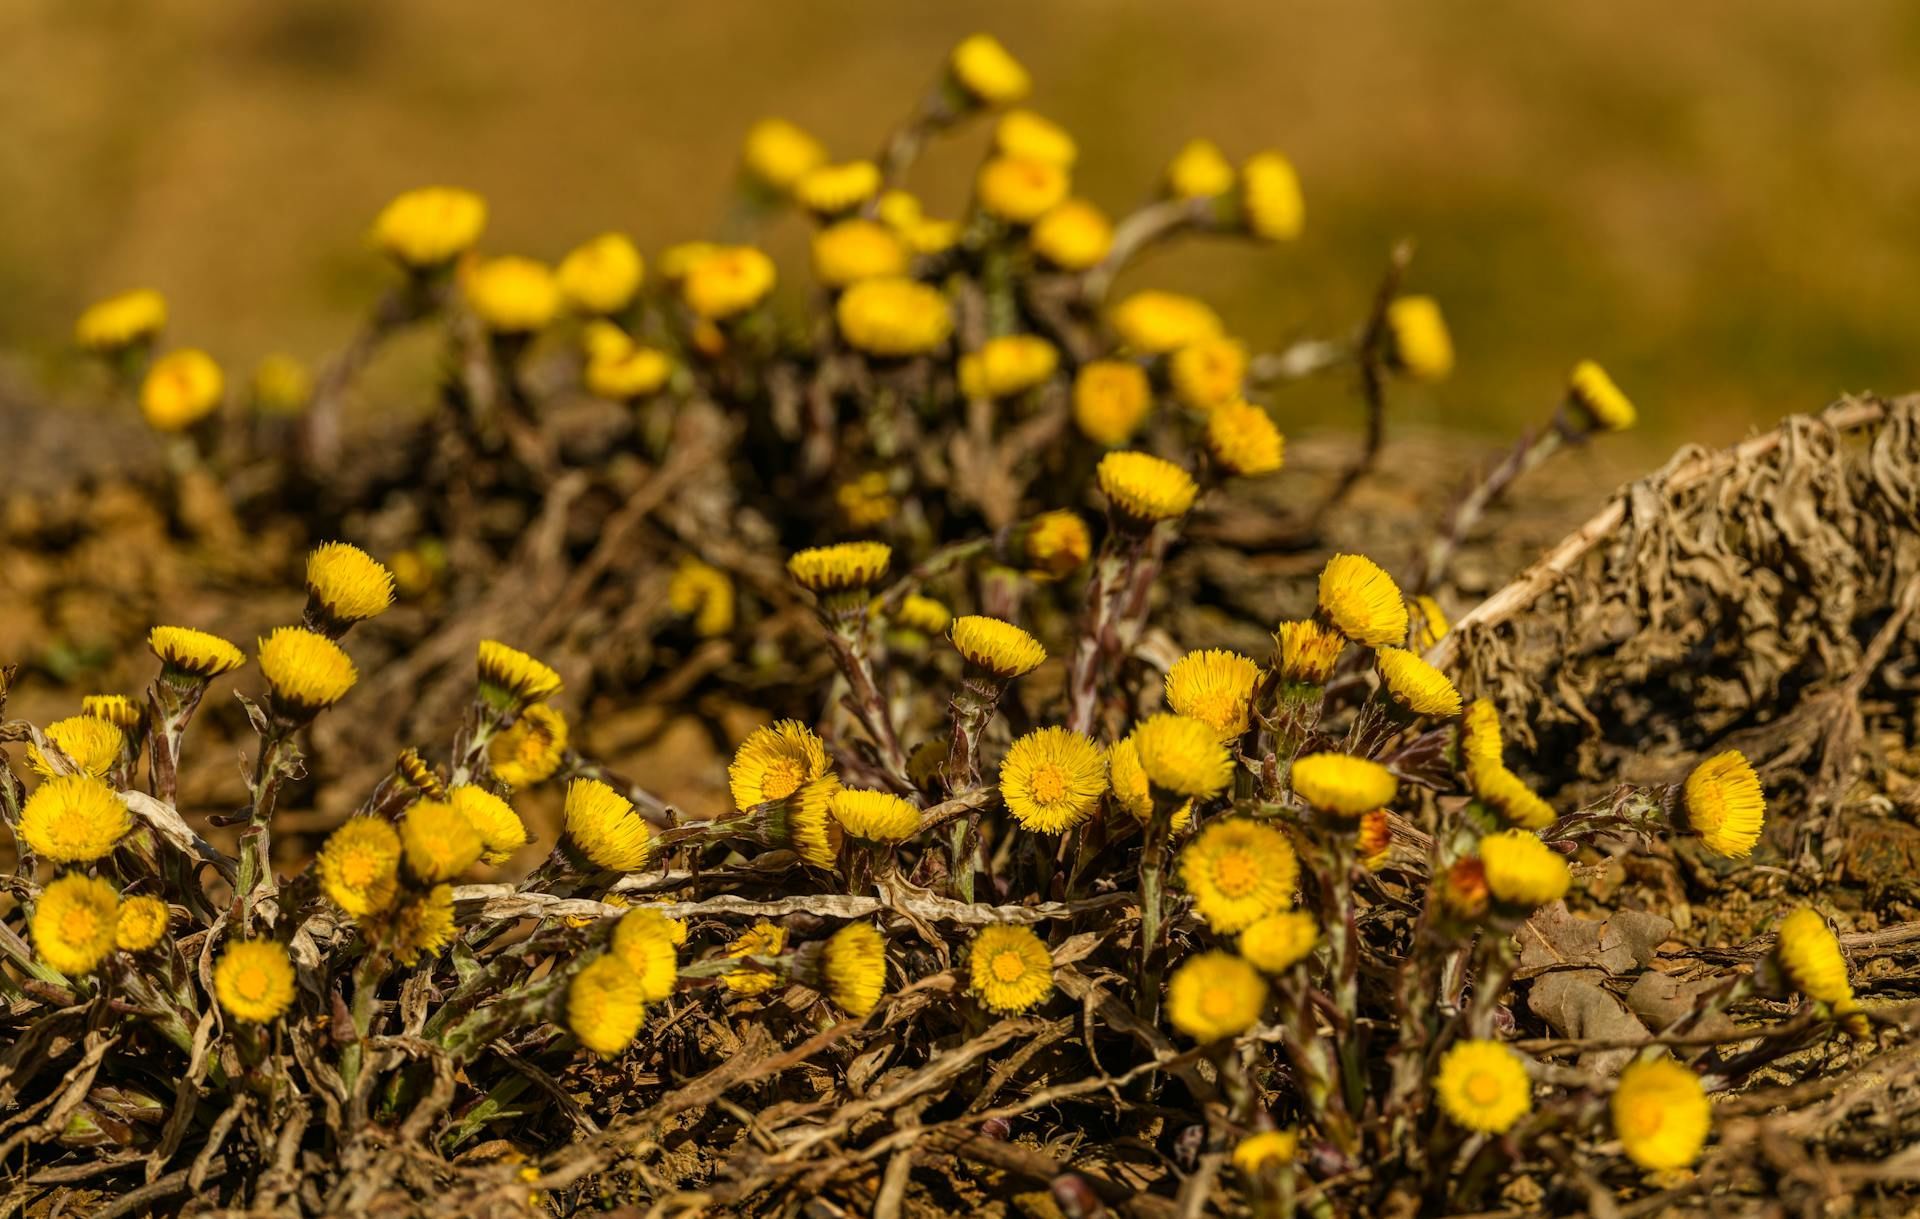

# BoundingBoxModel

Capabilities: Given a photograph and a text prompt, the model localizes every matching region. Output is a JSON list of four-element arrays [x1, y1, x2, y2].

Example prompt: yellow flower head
[[401, 798, 484, 883], [1411, 593, 1450, 651], [891, 593, 952, 636], [1683, 750, 1765, 858], [1165, 649, 1263, 741], [667, 558, 735, 637], [1469, 763, 1558, 831], [1612, 1058, 1711, 1171], [795, 160, 882, 216], [1460, 698, 1504, 775], [1205, 400, 1285, 478], [586, 342, 672, 400], [1020, 510, 1092, 579], [1375, 647, 1463, 718], [372, 186, 486, 268], [976, 156, 1070, 225], [1317, 553, 1410, 647], [1357, 809, 1393, 870], [20, 775, 131, 863], [949, 34, 1030, 106], [251, 352, 313, 415], [835, 277, 954, 356], [464, 256, 560, 334], [1773, 908, 1854, 1007], [80, 694, 143, 735], [318, 816, 403, 917], [1478, 829, 1571, 909], [389, 883, 457, 966], [969, 923, 1054, 1013], [1241, 151, 1304, 240], [1110, 291, 1223, 355], [777, 774, 845, 869], [115, 894, 170, 952], [995, 109, 1076, 167], [1170, 337, 1247, 411], [397, 747, 446, 799], [1031, 199, 1113, 270], [32, 874, 120, 975], [950, 615, 1048, 679], [1435, 1040, 1532, 1134], [451, 784, 528, 867], [1289, 753, 1397, 816], [149, 625, 246, 680], [741, 117, 828, 193], [611, 908, 681, 1003], [722, 921, 789, 995], [1072, 360, 1153, 446], [305, 541, 395, 626], [1233, 1130, 1299, 1175], [1106, 736, 1193, 831], [563, 778, 654, 872], [1569, 359, 1636, 432], [477, 639, 564, 709], [258, 627, 358, 715], [1000, 727, 1107, 833], [1239, 910, 1318, 974], [1096, 451, 1198, 523], [811, 219, 909, 289], [1385, 295, 1454, 382], [729, 720, 831, 810], [214, 939, 296, 1024], [489, 703, 569, 787], [1167, 951, 1266, 1041], [902, 216, 962, 255], [558, 232, 644, 315], [76, 288, 167, 351], [28, 716, 125, 780], [788, 541, 893, 595], [567, 955, 646, 1056], [839, 473, 897, 531], [829, 788, 921, 843], [959, 334, 1059, 399], [822, 922, 887, 1016], [140, 348, 224, 432], [1181, 817, 1298, 932], [1273, 619, 1346, 686], [1131, 713, 1235, 799], [1441, 855, 1491, 920], [1166, 138, 1236, 199], [682, 245, 777, 320]]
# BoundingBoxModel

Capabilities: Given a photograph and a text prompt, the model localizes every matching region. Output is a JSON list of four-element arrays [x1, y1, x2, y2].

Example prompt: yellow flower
[[829, 789, 921, 843], [1469, 763, 1558, 831], [1357, 809, 1393, 870], [115, 894, 169, 952], [76, 288, 166, 351], [305, 541, 395, 626], [1107, 736, 1193, 831], [585, 343, 672, 400], [1205, 400, 1285, 478], [32, 874, 120, 975], [969, 924, 1054, 1013], [251, 352, 313, 415], [1072, 360, 1152, 446], [788, 541, 893, 595], [1460, 698, 1503, 775], [80, 694, 143, 734], [1374, 647, 1463, 718], [464, 256, 560, 334], [1181, 817, 1298, 932], [140, 348, 224, 432], [489, 703, 569, 787], [1030, 199, 1112, 270], [999, 727, 1107, 833], [1317, 553, 1409, 647], [722, 921, 789, 995], [1569, 359, 1636, 431], [1435, 1040, 1532, 1134], [995, 109, 1076, 167], [401, 798, 484, 883], [741, 117, 828, 193], [1167, 951, 1266, 1041], [1020, 510, 1092, 579], [611, 908, 681, 1003], [783, 775, 846, 869], [949, 34, 1030, 106], [959, 335, 1058, 399], [950, 615, 1048, 678], [1233, 1130, 1299, 1175], [658, 241, 719, 283], [1240, 151, 1304, 241], [682, 245, 777, 320], [27, 716, 124, 780], [822, 922, 887, 1016], [214, 939, 296, 1024], [1096, 451, 1198, 523], [667, 558, 735, 637], [564, 778, 654, 872], [1290, 753, 1397, 816], [372, 186, 486, 268], [1239, 911, 1318, 974], [149, 625, 246, 680], [835, 277, 954, 356], [729, 720, 831, 810], [318, 816, 403, 917], [1170, 337, 1247, 411], [890, 593, 952, 636], [1166, 138, 1235, 199], [477, 639, 564, 708], [811, 219, 909, 289], [1111, 291, 1223, 355], [1385, 295, 1454, 382], [397, 747, 445, 798], [1612, 1058, 1711, 1171], [558, 232, 644, 315], [837, 471, 898, 528], [1441, 856, 1491, 920], [567, 955, 646, 1056], [389, 883, 457, 966], [1410, 594, 1449, 651], [1478, 829, 1571, 908], [20, 775, 131, 863], [1131, 713, 1234, 798], [900, 217, 961, 256], [976, 156, 1070, 225], [258, 627, 358, 715], [451, 785, 528, 867], [1273, 619, 1345, 686], [795, 160, 882, 216], [1773, 908, 1854, 1008], [1165, 649, 1263, 741], [1682, 750, 1766, 858]]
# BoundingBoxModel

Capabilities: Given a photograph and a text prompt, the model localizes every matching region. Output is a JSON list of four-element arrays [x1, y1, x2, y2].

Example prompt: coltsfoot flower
[[969, 924, 1053, 1013], [950, 615, 1048, 679], [586, 342, 672, 400], [373, 186, 486, 268], [1273, 619, 1345, 686], [1031, 198, 1112, 269], [835, 277, 953, 356], [389, 884, 457, 966], [1470, 763, 1557, 831], [140, 348, 224, 432], [1682, 750, 1765, 858], [80, 694, 143, 734], [976, 155, 1069, 225], [115, 894, 170, 952], [1773, 907, 1856, 1009], [464, 256, 560, 334], [214, 939, 296, 1024], [1166, 138, 1235, 199], [611, 908, 681, 1003], [1108, 736, 1193, 832], [1289, 753, 1396, 817], [787, 541, 892, 595], [563, 778, 654, 872], [811, 219, 908, 289], [1478, 829, 1571, 908], [1317, 553, 1410, 647], [477, 640, 564, 710], [396, 748, 444, 798], [402, 799, 484, 883], [682, 245, 776, 320], [1232, 1130, 1299, 1174], [1170, 337, 1247, 411], [999, 726, 1107, 833], [27, 715, 124, 779], [1110, 291, 1223, 354], [1569, 359, 1637, 431], [795, 160, 882, 216], [1358, 809, 1393, 870], [948, 33, 1030, 106], [829, 789, 920, 843], [451, 785, 529, 867], [1072, 360, 1152, 446], [557, 232, 644, 316], [1167, 951, 1265, 1041], [20, 775, 130, 863], [1385, 295, 1454, 382], [1096, 451, 1198, 523], [741, 117, 826, 193], [1241, 151, 1304, 241], [1131, 713, 1234, 799], [489, 703, 568, 787], [995, 109, 1075, 166], [1018, 509, 1092, 578], [76, 288, 166, 351], [668, 558, 735, 637], [729, 720, 831, 810], [1239, 911, 1318, 973], [1410, 593, 1450, 650], [1611, 1057, 1711, 1171], [821, 922, 887, 1016], [318, 816, 403, 917], [891, 593, 952, 636], [32, 874, 120, 975], [1181, 818, 1299, 933], [1460, 698, 1504, 775], [567, 955, 646, 1056], [1165, 649, 1263, 741], [722, 922, 789, 995], [1205, 400, 1285, 477], [958, 335, 1058, 399], [1435, 1040, 1532, 1134], [149, 625, 246, 681], [781, 775, 845, 869], [838, 470, 898, 528], [1374, 647, 1463, 717], [305, 541, 395, 628], [258, 627, 358, 717]]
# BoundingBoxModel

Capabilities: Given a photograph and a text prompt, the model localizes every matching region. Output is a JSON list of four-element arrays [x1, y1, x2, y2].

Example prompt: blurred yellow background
[[7, 0, 1919, 443]]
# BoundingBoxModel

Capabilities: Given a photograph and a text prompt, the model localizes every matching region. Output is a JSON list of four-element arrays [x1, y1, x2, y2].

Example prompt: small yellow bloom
[[20, 774, 131, 863], [682, 245, 777, 320], [1469, 763, 1558, 831], [401, 798, 484, 883], [397, 747, 445, 798], [567, 955, 646, 1056], [1020, 510, 1091, 579], [451, 784, 528, 867], [115, 894, 169, 952], [658, 241, 720, 283], [835, 277, 954, 356], [318, 816, 403, 917], [959, 335, 1058, 399], [949, 34, 1030, 106], [1569, 359, 1636, 431], [1410, 594, 1449, 651], [999, 727, 1107, 833], [890, 593, 952, 636], [722, 921, 789, 995], [729, 720, 831, 810], [464, 256, 560, 334], [564, 778, 654, 872], [1317, 553, 1410, 648], [1290, 753, 1396, 816], [1240, 151, 1304, 241], [372, 186, 486, 268], [976, 156, 1069, 225], [76, 288, 167, 351], [1385, 295, 1454, 382], [80, 694, 143, 734], [477, 639, 564, 708], [811, 219, 909, 289], [1106, 736, 1193, 831], [1612, 1057, 1711, 1171], [1273, 619, 1345, 686], [611, 908, 681, 1003], [1357, 809, 1393, 869], [1110, 291, 1223, 355], [1166, 138, 1235, 199], [140, 348, 224, 432], [822, 922, 887, 1016], [667, 558, 735, 637], [258, 627, 357, 715], [829, 788, 921, 843], [995, 109, 1076, 167], [586, 343, 672, 400], [1477, 829, 1571, 908], [1030, 199, 1112, 270], [1773, 908, 1854, 1008], [1374, 647, 1462, 718], [1440, 856, 1491, 920], [1435, 1040, 1532, 1134], [1181, 817, 1298, 933], [1096, 451, 1198, 523], [1205, 400, 1285, 478], [305, 541, 395, 626], [1167, 951, 1266, 1041], [149, 625, 246, 680], [949, 615, 1047, 679], [214, 939, 296, 1024], [251, 352, 313, 415], [558, 232, 644, 315], [1239, 910, 1318, 974], [787, 541, 892, 595], [794, 160, 881, 216], [1460, 698, 1503, 775], [1131, 713, 1234, 799], [1169, 337, 1247, 411], [969, 924, 1054, 1013], [783, 774, 846, 869], [32, 874, 120, 975], [388, 883, 456, 966], [1682, 750, 1765, 858], [741, 117, 828, 193], [1232, 1130, 1299, 1175], [489, 703, 568, 787], [1165, 649, 1263, 741], [1072, 360, 1152, 446], [27, 716, 124, 780]]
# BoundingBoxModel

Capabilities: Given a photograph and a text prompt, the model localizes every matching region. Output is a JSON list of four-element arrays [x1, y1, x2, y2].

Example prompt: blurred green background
[[6, 0, 1919, 444]]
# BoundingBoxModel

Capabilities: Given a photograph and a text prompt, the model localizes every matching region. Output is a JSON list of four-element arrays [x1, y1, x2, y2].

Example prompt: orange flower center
[[763, 758, 807, 802], [1624, 1101, 1666, 1139], [1212, 850, 1259, 898], [1466, 1071, 1503, 1107], [990, 950, 1028, 983], [1029, 764, 1069, 806], [342, 848, 381, 889], [234, 966, 271, 1002], [1200, 987, 1237, 1019], [59, 907, 101, 943]]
